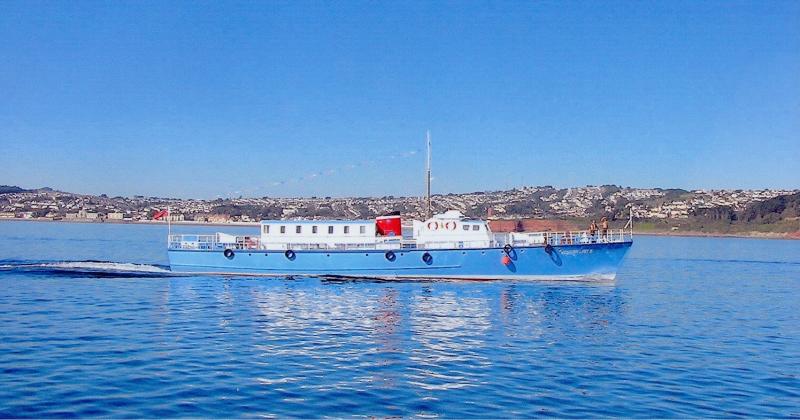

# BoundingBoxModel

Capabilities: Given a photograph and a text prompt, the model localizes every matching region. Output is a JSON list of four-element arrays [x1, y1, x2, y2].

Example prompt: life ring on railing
[[444, 221, 457, 231], [385, 250, 396, 261], [223, 249, 235, 259], [427, 221, 439, 230], [285, 249, 296, 260], [503, 244, 513, 254], [422, 252, 433, 264]]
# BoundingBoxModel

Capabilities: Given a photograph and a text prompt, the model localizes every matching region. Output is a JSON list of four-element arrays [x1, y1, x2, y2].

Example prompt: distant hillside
[[0, 185, 29, 194], [740, 192, 800, 224], [638, 192, 800, 236], [1, 183, 798, 238]]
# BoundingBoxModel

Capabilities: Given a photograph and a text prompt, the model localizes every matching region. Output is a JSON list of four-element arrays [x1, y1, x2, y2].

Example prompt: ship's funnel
[[376, 212, 402, 236]]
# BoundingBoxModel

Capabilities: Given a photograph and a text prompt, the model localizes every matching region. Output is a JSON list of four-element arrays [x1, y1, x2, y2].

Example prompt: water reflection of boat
[[243, 280, 625, 394]]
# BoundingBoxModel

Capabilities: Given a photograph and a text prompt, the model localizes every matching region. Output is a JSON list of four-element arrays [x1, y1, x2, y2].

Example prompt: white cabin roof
[[430, 210, 465, 220]]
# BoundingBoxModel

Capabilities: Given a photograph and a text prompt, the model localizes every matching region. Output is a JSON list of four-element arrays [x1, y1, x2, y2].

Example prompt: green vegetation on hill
[[740, 192, 800, 223], [633, 192, 800, 235]]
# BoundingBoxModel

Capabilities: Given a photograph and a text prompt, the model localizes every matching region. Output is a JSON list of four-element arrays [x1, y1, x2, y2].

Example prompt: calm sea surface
[[0, 221, 798, 418]]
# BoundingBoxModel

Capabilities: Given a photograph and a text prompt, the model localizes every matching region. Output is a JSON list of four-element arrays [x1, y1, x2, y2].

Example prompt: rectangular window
[[296, 225, 302, 234], [359, 226, 366, 234], [312, 226, 318, 234], [472, 225, 480, 231], [344, 226, 350, 234], [328, 226, 334, 234], [462, 224, 469, 231], [263, 225, 270, 234], [280, 226, 286, 234]]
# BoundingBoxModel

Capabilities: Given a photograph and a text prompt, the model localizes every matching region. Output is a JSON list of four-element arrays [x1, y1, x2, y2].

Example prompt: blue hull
[[168, 241, 632, 281]]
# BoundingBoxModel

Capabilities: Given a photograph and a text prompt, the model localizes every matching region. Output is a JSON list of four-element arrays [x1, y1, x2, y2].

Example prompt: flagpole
[[167, 205, 171, 244]]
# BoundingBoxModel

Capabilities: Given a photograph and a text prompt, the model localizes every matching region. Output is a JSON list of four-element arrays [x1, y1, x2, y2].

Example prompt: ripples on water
[[0, 222, 799, 417]]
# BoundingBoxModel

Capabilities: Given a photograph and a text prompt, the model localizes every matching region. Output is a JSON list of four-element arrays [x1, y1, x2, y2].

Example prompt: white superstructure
[[259, 220, 384, 250], [413, 210, 493, 249]]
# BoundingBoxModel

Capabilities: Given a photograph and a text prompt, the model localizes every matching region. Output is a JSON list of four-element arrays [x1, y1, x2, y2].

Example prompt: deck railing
[[168, 228, 632, 251], [541, 229, 630, 246], [168, 234, 261, 251], [500, 228, 631, 247], [168, 234, 401, 251]]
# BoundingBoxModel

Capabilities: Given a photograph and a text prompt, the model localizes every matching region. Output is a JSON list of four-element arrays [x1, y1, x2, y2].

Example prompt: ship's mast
[[426, 130, 432, 219]]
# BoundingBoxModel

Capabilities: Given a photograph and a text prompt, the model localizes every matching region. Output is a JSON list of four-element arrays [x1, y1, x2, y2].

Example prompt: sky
[[1, 1, 798, 198]]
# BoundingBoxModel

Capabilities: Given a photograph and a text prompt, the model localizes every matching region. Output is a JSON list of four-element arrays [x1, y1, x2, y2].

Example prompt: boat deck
[[168, 229, 632, 252]]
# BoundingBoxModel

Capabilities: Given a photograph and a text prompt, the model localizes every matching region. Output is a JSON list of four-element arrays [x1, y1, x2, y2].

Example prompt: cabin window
[[462, 224, 469, 231], [263, 225, 270, 234], [344, 226, 350, 234], [280, 226, 286, 234], [472, 225, 480, 231], [328, 226, 334, 234], [359, 226, 366, 234], [312, 226, 318, 234], [296, 225, 302, 234]]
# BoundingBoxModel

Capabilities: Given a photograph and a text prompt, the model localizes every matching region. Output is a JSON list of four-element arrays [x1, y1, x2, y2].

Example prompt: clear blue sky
[[1, 1, 798, 198]]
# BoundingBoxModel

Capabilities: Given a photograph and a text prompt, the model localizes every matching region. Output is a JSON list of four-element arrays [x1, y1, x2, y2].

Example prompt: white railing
[[498, 229, 631, 247], [168, 228, 633, 251], [168, 234, 400, 251], [168, 234, 261, 251]]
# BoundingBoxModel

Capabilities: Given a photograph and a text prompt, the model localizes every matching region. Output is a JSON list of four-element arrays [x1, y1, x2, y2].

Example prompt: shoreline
[[1, 217, 797, 240], [634, 230, 799, 240]]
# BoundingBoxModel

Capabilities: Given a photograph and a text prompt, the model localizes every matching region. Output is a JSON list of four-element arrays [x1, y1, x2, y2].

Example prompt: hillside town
[[0, 185, 795, 225]]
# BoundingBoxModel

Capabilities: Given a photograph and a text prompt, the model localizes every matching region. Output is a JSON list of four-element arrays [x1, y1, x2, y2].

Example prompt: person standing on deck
[[589, 220, 598, 243], [600, 216, 609, 240]]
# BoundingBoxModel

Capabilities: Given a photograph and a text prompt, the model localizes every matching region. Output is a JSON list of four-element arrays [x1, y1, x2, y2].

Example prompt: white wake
[[40, 261, 171, 273], [0, 261, 173, 275]]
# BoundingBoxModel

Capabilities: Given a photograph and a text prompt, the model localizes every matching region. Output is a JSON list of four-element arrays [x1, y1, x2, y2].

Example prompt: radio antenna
[[426, 130, 432, 219]]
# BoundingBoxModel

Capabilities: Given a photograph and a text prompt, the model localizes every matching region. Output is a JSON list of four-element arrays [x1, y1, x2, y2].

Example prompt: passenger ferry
[[167, 210, 633, 280], [167, 134, 632, 280]]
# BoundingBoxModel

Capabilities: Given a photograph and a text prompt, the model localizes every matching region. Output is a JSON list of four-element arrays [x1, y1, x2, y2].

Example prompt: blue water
[[1, 221, 798, 418]]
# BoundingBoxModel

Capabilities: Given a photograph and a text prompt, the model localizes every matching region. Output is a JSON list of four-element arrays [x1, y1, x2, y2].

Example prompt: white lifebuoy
[[427, 221, 439, 230], [444, 222, 456, 231]]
